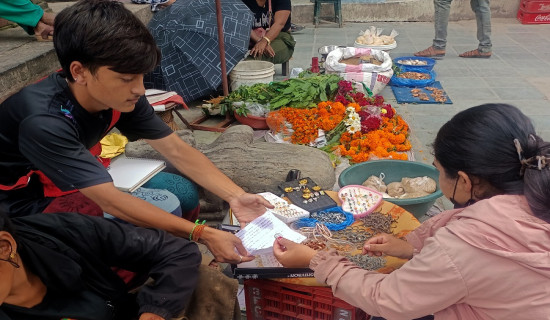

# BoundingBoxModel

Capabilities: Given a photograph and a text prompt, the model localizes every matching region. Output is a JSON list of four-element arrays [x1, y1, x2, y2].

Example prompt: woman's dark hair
[[54, 0, 161, 81], [433, 103, 550, 222]]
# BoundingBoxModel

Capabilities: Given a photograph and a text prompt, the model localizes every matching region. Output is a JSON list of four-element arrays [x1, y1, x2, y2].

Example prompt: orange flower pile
[[266, 100, 411, 164], [337, 115, 411, 163], [271, 101, 355, 145]]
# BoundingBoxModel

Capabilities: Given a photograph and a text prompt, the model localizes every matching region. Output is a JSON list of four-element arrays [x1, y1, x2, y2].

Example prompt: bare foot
[[34, 21, 54, 41]]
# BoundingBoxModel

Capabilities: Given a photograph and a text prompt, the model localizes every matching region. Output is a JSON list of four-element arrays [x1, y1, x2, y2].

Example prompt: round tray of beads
[[338, 185, 383, 219], [258, 192, 310, 224]]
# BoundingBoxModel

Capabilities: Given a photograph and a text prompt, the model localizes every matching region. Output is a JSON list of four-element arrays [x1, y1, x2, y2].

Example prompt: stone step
[[291, 0, 519, 25]]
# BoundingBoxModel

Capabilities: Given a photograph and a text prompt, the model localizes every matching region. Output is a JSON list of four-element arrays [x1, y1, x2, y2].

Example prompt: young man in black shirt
[[0, 0, 271, 265]]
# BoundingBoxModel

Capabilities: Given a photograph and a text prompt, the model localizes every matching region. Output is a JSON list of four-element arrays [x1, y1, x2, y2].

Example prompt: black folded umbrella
[[145, 0, 253, 102]]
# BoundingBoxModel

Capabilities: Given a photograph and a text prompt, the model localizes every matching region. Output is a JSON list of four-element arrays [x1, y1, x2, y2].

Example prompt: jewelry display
[[279, 177, 337, 213], [258, 192, 309, 223], [338, 185, 383, 219]]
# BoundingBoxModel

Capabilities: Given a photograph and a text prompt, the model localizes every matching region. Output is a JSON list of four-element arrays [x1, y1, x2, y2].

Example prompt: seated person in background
[[0, 211, 201, 320], [0, 0, 272, 265], [0, 0, 55, 40], [242, 0, 296, 64], [274, 103, 550, 319]]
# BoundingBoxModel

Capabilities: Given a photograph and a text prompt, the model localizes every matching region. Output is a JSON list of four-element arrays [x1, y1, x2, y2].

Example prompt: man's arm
[[145, 133, 272, 225], [78, 182, 253, 264], [145, 134, 244, 201]]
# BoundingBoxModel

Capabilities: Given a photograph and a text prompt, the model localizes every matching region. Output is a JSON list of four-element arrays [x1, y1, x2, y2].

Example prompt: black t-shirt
[[242, 0, 292, 32], [0, 72, 173, 217]]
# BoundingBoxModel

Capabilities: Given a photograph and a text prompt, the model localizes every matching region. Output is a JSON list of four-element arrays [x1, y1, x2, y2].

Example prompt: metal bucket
[[318, 45, 340, 70]]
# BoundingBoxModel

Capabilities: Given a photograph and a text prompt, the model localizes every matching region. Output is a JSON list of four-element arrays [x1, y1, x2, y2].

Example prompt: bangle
[[262, 36, 271, 45], [189, 219, 206, 241], [192, 225, 207, 242]]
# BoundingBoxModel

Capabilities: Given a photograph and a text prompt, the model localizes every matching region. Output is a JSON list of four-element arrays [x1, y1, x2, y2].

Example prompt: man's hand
[[229, 193, 273, 228], [139, 313, 164, 320], [362, 233, 414, 259], [273, 237, 316, 268], [200, 227, 255, 264]]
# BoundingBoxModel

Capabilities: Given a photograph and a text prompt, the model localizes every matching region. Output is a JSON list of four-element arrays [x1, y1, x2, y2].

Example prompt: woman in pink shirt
[[274, 103, 550, 320]]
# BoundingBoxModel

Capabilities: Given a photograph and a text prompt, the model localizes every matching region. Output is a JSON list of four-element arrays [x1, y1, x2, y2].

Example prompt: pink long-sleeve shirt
[[310, 195, 550, 319]]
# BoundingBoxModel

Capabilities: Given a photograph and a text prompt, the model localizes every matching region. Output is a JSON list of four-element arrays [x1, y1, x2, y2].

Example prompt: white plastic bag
[[325, 47, 393, 73], [325, 47, 393, 95]]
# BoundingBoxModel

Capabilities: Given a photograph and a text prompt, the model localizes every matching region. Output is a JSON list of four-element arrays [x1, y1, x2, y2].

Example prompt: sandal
[[459, 49, 492, 59], [414, 46, 446, 58]]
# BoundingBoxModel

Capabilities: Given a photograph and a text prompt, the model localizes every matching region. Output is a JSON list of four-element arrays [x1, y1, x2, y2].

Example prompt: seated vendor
[[274, 103, 550, 319], [0, 0, 271, 265], [0, 211, 201, 320], [242, 0, 296, 64]]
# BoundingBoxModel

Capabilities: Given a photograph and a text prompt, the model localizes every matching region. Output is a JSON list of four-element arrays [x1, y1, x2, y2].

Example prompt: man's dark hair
[[54, 0, 161, 81]]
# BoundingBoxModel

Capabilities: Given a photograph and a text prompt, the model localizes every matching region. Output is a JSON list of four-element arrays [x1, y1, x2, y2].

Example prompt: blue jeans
[[433, 0, 492, 53]]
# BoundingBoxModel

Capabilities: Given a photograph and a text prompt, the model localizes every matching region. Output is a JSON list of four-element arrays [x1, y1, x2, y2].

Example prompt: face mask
[[449, 176, 476, 209]]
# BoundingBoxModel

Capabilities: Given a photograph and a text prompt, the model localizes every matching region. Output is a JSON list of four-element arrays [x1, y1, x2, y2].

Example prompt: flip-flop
[[459, 49, 492, 59], [414, 46, 446, 59]]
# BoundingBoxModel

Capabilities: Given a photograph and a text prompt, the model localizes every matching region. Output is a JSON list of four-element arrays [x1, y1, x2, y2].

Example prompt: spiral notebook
[[107, 156, 166, 192]]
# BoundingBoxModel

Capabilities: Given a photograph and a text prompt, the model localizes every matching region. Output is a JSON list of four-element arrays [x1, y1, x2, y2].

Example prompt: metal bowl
[[318, 45, 340, 55]]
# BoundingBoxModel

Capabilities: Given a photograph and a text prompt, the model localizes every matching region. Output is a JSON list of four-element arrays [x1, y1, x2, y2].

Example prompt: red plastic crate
[[517, 8, 550, 24], [244, 279, 370, 320], [520, 0, 550, 13]]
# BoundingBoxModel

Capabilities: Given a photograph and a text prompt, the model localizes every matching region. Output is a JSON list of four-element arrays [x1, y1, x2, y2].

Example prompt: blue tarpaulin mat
[[391, 81, 453, 104]]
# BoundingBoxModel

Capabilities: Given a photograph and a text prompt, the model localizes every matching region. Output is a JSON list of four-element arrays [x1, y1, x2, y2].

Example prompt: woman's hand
[[200, 227, 254, 264], [362, 233, 414, 259], [229, 193, 273, 228], [139, 313, 164, 320], [273, 237, 317, 268], [250, 39, 275, 58]]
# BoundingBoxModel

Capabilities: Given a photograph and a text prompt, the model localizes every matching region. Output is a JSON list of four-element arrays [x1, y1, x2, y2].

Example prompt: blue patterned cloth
[[142, 172, 199, 211], [104, 172, 199, 219]]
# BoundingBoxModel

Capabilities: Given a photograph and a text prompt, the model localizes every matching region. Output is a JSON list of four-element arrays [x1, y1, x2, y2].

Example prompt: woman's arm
[[273, 236, 467, 320], [312, 237, 467, 320], [250, 9, 290, 58], [264, 9, 290, 44]]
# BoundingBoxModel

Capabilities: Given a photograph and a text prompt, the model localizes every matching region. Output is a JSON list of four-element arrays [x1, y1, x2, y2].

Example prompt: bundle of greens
[[217, 73, 342, 116]]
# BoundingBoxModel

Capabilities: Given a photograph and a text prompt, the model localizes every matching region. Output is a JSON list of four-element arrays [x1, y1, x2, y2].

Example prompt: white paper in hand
[[235, 210, 306, 255]]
